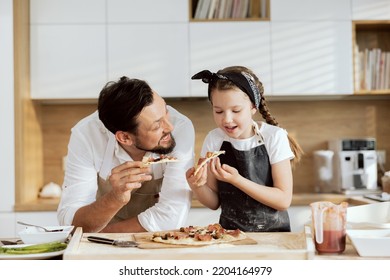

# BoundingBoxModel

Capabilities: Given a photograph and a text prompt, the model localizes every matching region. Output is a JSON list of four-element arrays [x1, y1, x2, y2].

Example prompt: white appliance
[[314, 138, 379, 194]]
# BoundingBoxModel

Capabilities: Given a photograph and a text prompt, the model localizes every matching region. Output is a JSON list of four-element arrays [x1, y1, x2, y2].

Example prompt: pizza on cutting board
[[151, 223, 246, 246], [194, 150, 225, 175]]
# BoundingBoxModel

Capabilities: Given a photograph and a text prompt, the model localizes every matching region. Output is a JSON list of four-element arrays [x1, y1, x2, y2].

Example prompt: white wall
[[0, 0, 15, 212], [0, 0, 16, 238]]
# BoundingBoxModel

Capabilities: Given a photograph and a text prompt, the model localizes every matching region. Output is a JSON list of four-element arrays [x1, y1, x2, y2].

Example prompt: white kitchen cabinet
[[30, 0, 105, 24], [287, 206, 311, 233], [0, 212, 58, 239], [15, 212, 59, 229], [30, 25, 107, 99], [271, 21, 354, 95], [271, 0, 351, 21], [185, 208, 221, 227], [107, 24, 190, 97], [352, 0, 390, 20], [189, 22, 272, 97], [0, 213, 16, 238], [107, 0, 188, 23]]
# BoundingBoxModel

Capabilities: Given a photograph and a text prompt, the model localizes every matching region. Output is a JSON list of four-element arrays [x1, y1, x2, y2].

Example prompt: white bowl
[[18, 226, 74, 244], [347, 229, 390, 257]]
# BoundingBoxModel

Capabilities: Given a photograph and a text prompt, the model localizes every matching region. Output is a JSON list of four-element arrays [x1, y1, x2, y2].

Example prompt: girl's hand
[[210, 157, 239, 184], [186, 165, 207, 190]]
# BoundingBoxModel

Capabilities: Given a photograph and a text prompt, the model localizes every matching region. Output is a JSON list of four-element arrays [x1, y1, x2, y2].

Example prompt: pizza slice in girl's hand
[[193, 150, 225, 175], [142, 154, 179, 165]]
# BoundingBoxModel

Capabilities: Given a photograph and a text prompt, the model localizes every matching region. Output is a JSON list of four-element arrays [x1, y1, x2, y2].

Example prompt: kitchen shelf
[[14, 198, 60, 212], [353, 20, 390, 94], [189, 0, 270, 22]]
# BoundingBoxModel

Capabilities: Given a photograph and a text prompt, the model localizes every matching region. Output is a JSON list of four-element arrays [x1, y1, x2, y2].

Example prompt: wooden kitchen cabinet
[[353, 21, 390, 94], [351, 1, 390, 95], [189, 21, 271, 97]]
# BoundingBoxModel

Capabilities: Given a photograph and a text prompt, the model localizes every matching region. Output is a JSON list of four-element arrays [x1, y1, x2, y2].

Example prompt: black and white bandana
[[191, 69, 261, 108]]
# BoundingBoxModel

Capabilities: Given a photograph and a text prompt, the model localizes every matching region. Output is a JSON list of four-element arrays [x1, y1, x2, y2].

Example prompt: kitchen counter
[[192, 193, 375, 208], [15, 193, 378, 212], [62, 227, 389, 260]]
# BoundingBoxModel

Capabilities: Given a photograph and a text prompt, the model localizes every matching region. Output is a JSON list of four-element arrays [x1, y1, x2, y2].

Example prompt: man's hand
[[109, 161, 152, 204]]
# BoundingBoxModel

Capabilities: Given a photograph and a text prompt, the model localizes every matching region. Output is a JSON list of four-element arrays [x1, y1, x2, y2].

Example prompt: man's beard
[[134, 133, 176, 154]]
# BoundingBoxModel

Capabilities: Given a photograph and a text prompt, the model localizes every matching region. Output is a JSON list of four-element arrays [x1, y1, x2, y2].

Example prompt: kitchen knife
[[87, 236, 138, 247]]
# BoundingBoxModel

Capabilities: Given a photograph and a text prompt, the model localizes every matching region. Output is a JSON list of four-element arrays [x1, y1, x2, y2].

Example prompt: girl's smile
[[211, 88, 256, 139]]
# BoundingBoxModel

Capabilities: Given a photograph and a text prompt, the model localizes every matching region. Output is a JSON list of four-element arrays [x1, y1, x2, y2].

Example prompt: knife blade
[[87, 236, 138, 247]]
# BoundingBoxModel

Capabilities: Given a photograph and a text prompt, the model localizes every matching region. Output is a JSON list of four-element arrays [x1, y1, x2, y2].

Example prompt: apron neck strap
[[252, 121, 265, 144]]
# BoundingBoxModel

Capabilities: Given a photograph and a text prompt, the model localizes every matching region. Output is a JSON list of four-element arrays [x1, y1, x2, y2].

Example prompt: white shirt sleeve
[[57, 122, 101, 226], [264, 126, 295, 165], [200, 129, 225, 157]]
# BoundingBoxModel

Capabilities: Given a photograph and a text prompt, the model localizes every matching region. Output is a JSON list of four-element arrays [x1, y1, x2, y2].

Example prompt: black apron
[[217, 136, 291, 232]]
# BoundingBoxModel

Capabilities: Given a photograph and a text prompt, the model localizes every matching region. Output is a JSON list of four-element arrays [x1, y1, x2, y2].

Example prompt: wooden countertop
[[14, 193, 376, 212], [63, 227, 389, 260], [192, 193, 373, 208], [64, 227, 315, 260]]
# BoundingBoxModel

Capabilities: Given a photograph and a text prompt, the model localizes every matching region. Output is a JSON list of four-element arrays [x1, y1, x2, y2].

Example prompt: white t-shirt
[[57, 106, 195, 232], [201, 121, 294, 164]]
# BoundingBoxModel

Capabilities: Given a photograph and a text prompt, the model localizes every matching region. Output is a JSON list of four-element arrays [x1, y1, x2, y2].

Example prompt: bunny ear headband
[[191, 69, 261, 109]]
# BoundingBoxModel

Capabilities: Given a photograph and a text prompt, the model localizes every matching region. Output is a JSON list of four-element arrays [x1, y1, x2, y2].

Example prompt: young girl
[[186, 66, 303, 232]]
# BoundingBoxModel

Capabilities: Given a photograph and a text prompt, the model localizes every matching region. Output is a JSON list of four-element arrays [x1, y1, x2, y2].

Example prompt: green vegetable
[[0, 242, 67, 255]]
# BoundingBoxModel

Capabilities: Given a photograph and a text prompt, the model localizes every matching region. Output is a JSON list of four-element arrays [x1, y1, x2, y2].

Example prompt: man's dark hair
[[98, 76, 154, 134]]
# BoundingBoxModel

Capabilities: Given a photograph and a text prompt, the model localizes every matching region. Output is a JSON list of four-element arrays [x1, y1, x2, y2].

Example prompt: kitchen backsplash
[[41, 97, 390, 193]]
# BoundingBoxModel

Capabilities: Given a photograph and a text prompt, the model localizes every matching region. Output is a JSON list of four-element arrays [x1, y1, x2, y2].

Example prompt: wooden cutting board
[[63, 227, 315, 259], [133, 232, 257, 249]]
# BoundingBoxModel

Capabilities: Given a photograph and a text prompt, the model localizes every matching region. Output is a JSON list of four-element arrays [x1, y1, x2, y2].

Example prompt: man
[[57, 76, 195, 233]]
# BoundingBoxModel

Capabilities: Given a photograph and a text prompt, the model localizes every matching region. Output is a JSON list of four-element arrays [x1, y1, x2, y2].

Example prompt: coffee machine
[[314, 138, 379, 194]]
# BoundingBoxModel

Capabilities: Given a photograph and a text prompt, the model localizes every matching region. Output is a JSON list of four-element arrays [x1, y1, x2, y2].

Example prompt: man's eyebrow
[[152, 103, 168, 125]]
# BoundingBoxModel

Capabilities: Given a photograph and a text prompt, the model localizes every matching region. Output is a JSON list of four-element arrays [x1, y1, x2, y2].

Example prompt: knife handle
[[87, 236, 115, 245]]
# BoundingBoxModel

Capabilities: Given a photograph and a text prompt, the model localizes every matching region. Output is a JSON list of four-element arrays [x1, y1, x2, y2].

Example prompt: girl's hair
[[214, 66, 304, 167]]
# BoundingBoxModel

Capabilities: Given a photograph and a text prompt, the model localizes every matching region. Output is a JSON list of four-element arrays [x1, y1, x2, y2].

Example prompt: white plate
[[347, 229, 390, 257], [0, 244, 66, 260], [18, 225, 74, 244]]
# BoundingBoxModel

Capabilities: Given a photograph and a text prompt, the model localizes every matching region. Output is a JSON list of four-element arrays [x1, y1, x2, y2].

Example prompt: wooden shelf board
[[14, 198, 60, 212]]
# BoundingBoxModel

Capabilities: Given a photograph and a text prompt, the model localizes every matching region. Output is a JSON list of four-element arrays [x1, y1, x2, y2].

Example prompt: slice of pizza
[[151, 223, 246, 246], [142, 154, 179, 165], [193, 150, 225, 175]]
